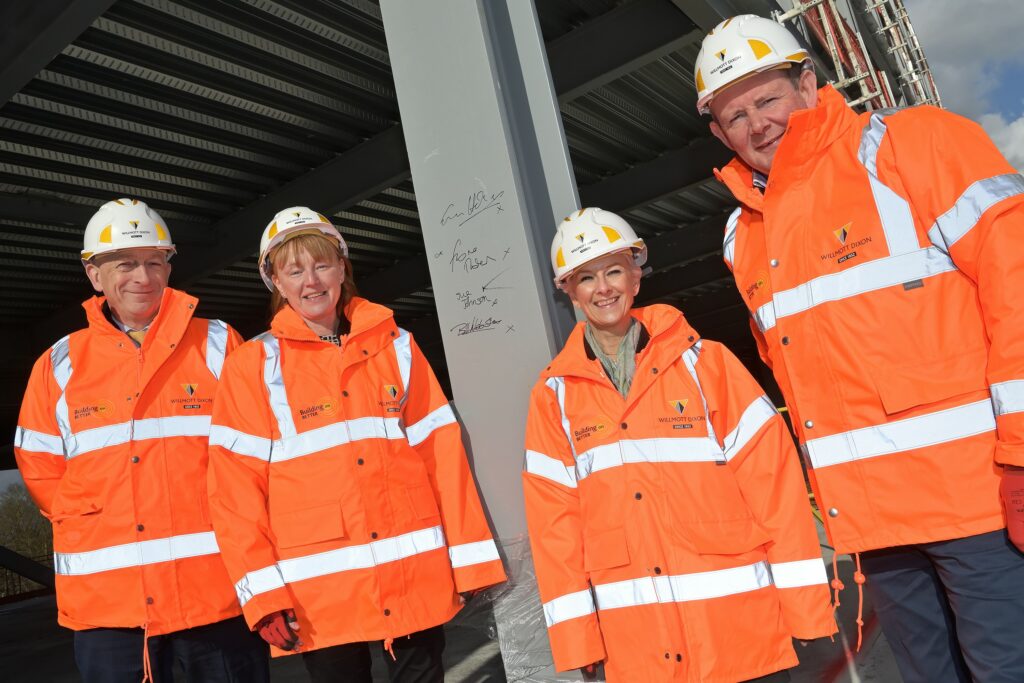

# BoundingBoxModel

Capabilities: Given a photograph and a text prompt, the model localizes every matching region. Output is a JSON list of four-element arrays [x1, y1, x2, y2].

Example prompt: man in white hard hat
[[13, 199, 267, 682], [694, 13, 1024, 683]]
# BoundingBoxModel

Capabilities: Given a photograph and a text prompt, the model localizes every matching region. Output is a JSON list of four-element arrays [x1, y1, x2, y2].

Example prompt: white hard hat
[[695, 14, 811, 115], [81, 198, 176, 262], [258, 206, 349, 291], [551, 208, 646, 288]]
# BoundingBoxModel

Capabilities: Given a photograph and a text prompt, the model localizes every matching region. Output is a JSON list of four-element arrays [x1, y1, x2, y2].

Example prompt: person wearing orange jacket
[[522, 207, 835, 682], [13, 198, 264, 683], [207, 207, 506, 682], [694, 14, 1024, 683]]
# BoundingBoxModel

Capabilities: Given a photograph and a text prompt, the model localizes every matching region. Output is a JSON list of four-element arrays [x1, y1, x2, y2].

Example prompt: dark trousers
[[302, 626, 446, 683], [861, 529, 1024, 683], [743, 671, 790, 683], [73, 615, 268, 683]]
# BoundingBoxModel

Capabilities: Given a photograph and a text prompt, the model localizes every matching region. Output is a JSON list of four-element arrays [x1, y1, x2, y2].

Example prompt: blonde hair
[[268, 233, 358, 321]]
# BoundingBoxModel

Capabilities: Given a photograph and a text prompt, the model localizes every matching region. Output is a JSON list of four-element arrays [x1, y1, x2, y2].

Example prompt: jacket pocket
[[51, 501, 103, 546], [682, 518, 771, 556], [406, 484, 440, 520], [583, 526, 631, 571], [869, 348, 988, 415], [273, 502, 346, 549]]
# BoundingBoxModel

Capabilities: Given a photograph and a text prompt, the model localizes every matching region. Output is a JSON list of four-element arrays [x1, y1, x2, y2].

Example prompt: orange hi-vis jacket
[[13, 288, 242, 635], [207, 297, 506, 656], [717, 86, 1024, 554], [523, 305, 834, 682]]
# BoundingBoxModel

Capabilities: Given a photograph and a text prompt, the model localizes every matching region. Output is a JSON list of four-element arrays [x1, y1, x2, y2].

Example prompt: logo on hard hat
[[574, 233, 586, 243], [129, 220, 139, 229], [292, 212, 301, 218], [716, 49, 727, 61]]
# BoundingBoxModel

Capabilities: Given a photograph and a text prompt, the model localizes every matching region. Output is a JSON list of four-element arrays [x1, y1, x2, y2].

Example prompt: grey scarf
[[585, 318, 640, 398]]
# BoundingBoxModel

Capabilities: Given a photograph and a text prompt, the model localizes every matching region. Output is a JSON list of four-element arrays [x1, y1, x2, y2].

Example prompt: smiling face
[[84, 247, 171, 329], [708, 67, 818, 175], [564, 250, 641, 338], [270, 243, 346, 335]]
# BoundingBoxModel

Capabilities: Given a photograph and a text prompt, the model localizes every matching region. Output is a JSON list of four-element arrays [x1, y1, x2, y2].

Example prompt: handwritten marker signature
[[450, 316, 502, 336], [441, 190, 505, 228], [450, 238, 496, 273]]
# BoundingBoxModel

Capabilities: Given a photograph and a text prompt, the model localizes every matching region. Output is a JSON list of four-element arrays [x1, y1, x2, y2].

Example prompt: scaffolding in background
[[774, 0, 941, 111]]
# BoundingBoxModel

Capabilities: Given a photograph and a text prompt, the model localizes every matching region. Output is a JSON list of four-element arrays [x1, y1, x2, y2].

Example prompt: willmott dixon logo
[[384, 384, 399, 399], [670, 399, 688, 414], [574, 233, 586, 243], [834, 222, 851, 245], [181, 383, 198, 397]]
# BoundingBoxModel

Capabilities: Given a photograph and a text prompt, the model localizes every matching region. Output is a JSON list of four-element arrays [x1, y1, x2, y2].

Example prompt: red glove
[[1000, 466, 1024, 552], [255, 609, 301, 651], [580, 663, 602, 681]]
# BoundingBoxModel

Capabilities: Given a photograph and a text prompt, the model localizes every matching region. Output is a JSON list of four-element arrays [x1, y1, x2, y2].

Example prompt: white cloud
[[979, 112, 1024, 169]]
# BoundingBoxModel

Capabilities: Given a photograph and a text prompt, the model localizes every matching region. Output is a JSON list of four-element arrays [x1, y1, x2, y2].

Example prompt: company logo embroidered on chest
[[73, 400, 114, 420], [820, 221, 872, 264], [573, 418, 608, 443], [657, 399, 704, 427], [298, 396, 338, 420], [171, 382, 211, 410], [378, 384, 402, 413]]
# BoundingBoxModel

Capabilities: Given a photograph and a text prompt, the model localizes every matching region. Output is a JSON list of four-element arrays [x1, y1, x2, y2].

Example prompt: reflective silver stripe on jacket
[[13, 427, 64, 457], [927, 173, 1024, 252], [393, 328, 412, 407], [542, 588, 596, 627], [206, 319, 230, 379], [448, 539, 501, 568], [593, 561, 771, 611], [992, 380, 1024, 417], [681, 341, 723, 451], [803, 399, 995, 469], [54, 531, 220, 576], [545, 377, 577, 460], [769, 558, 829, 589], [63, 416, 212, 460], [234, 525, 445, 607], [722, 207, 741, 268], [51, 335, 73, 448], [524, 449, 578, 489]]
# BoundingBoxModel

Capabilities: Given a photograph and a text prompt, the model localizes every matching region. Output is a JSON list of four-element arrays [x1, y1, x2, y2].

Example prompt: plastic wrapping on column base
[[459, 534, 592, 682]]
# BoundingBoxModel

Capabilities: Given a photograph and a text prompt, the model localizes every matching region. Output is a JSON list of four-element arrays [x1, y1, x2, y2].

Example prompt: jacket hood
[[541, 304, 700, 381], [715, 85, 858, 210], [82, 286, 197, 346]]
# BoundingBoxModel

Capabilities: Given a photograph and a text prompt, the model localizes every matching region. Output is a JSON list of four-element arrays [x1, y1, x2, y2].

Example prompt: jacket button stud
[[146, 597, 154, 605], [342, 391, 349, 397], [770, 259, 779, 267], [664, 653, 670, 659], [169, 343, 175, 349], [653, 566, 661, 575], [371, 532, 378, 539], [136, 524, 144, 531], [804, 420, 814, 429], [687, 335, 695, 342], [362, 350, 368, 355], [620, 422, 628, 430], [634, 492, 642, 500], [828, 508, 839, 518], [652, 367, 658, 374], [781, 336, 790, 345], [131, 456, 140, 463], [383, 608, 391, 616], [357, 458, 364, 465], [675, 654, 682, 662]]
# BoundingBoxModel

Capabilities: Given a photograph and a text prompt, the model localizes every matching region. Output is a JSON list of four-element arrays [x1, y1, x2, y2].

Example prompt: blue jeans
[[861, 529, 1024, 683], [73, 615, 268, 683]]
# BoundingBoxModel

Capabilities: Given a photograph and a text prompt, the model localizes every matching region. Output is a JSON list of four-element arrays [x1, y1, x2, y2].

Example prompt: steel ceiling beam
[[0, 0, 117, 107]]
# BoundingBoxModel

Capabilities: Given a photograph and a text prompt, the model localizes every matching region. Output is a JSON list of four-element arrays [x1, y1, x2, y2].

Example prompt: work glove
[[1001, 466, 1024, 553], [255, 608, 301, 651], [579, 662, 602, 681]]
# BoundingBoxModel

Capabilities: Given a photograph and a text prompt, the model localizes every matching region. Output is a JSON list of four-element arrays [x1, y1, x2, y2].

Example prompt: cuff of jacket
[[994, 441, 1024, 467], [778, 585, 838, 640], [240, 588, 294, 631], [453, 559, 507, 593], [549, 616, 606, 673]]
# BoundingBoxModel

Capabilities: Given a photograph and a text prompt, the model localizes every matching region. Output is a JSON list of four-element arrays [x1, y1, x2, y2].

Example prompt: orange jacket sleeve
[[886, 108, 1024, 466], [399, 332, 506, 592], [207, 343, 293, 628], [14, 349, 67, 518], [701, 341, 836, 639], [523, 380, 606, 672]]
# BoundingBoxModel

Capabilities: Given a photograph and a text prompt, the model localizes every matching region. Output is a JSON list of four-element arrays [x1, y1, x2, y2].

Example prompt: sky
[[903, 0, 1024, 168]]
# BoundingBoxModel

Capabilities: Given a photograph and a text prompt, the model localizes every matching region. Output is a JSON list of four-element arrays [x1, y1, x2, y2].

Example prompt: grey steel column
[[380, 1, 580, 679]]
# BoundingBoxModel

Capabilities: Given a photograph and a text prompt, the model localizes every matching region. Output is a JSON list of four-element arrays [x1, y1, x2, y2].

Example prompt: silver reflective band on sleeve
[[856, 109, 899, 177], [723, 395, 777, 461], [753, 247, 956, 334], [272, 417, 404, 463], [54, 531, 220, 576], [928, 173, 1024, 251], [681, 342, 721, 448], [542, 588, 596, 628], [50, 335, 72, 391], [545, 377, 577, 459], [260, 334, 297, 446], [209, 424, 272, 462], [804, 399, 995, 469], [448, 539, 500, 568], [65, 415, 212, 460], [594, 561, 770, 611], [14, 426, 64, 457], [393, 328, 412, 400], [723, 207, 741, 268], [406, 404, 456, 447], [576, 438, 721, 482], [235, 564, 287, 607], [524, 450, 578, 488], [991, 380, 1024, 417], [770, 559, 829, 589], [206, 320, 230, 379]]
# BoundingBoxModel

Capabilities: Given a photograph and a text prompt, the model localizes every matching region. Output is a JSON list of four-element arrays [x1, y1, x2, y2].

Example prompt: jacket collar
[[715, 85, 858, 210], [83, 287, 196, 348], [542, 304, 700, 386], [270, 296, 399, 359]]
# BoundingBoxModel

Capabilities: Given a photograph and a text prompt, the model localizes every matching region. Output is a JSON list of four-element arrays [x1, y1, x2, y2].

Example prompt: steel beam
[[548, 0, 700, 102], [0, 0, 117, 107], [0, 543, 54, 588]]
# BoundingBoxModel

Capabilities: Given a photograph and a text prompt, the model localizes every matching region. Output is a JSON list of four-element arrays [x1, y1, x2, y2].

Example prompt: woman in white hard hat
[[522, 207, 836, 682], [206, 207, 505, 682]]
